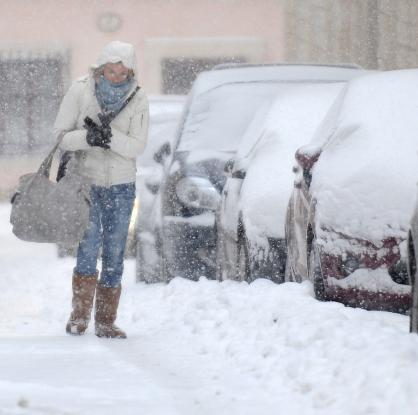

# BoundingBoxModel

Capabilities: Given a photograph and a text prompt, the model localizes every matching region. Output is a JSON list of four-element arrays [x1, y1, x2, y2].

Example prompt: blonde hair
[[93, 64, 134, 81], [93, 65, 105, 80]]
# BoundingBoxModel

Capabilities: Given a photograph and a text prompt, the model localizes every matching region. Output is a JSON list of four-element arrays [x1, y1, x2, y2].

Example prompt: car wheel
[[136, 233, 157, 283], [135, 237, 147, 282], [236, 233, 251, 282], [411, 277, 418, 333], [136, 229, 167, 283], [284, 205, 296, 282], [308, 240, 328, 301], [284, 259, 294, 282], [156, 230, 171, 283], [284, 252, 300, 283], [215, 226, 228, 281], [408, 232, 417, 285], [408, 233, 418, 332]]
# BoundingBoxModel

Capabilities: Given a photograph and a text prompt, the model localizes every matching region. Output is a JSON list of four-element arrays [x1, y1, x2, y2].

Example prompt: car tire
[[135, 234, 156, 283], [284, 204, 297, 283], [159, 240, 170, 283], [236, 233, 251, 282], [408, 232, 417, 285], [215, 226, 228, 281], [135, 237, 146, 283], [408, 232, 418, 332], [135, 230, 167, 283], [308, 240, 328, 301], [284, 260, 294, 282], [411, 277, 418, 333]]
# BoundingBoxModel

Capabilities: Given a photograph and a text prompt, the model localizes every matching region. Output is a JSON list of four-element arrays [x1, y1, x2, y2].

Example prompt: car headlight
[[176, 177, 220, 210], [341, 253, 361, 276]]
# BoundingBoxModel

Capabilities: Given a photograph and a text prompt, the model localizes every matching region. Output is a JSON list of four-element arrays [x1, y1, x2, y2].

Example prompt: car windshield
[[177, 81, 287, 153]]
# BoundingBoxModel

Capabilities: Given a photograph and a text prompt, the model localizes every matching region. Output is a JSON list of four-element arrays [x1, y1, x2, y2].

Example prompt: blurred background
[[1, 0, 417, 198]]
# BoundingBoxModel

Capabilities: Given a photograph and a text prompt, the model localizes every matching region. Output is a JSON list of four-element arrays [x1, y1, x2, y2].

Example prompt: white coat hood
[[93, 41, 137, 74]]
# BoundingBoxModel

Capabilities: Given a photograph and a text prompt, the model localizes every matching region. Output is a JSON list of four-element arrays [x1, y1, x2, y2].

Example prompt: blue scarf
[[95, 75, 134, 114]]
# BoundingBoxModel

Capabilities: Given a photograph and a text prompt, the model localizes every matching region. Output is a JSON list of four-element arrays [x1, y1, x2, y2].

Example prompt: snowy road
[[1, 203, 418, 415]]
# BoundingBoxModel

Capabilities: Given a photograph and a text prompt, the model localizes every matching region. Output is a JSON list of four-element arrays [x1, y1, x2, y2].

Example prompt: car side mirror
[[232, 170, 246, 180], [153, 142, 171, 164], [224, 159, 234, 174], [295, 149, 321, 189], [145, 182, 160, 194]]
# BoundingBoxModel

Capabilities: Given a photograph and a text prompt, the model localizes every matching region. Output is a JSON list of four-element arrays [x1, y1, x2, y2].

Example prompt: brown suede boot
[[66, 271, 98, 335], [95, 284, 127, 339]]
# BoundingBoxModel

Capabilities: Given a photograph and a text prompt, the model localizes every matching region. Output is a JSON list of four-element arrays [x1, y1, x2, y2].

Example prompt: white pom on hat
[[94, 40, 137, 72]]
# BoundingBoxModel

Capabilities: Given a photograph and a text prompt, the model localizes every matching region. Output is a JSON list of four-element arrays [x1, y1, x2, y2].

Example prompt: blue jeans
[[75, 183, 135, 287]]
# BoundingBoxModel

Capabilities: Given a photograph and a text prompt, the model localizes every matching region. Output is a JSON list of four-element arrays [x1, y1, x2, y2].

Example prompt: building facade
[[0, 0, 284, 93], [1, 0, 417, 196], [284, 0, 418, 70], [0, 0, 283, 172]]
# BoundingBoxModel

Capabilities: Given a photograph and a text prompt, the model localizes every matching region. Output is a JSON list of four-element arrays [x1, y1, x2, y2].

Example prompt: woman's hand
[[84, 116, 111, 149]]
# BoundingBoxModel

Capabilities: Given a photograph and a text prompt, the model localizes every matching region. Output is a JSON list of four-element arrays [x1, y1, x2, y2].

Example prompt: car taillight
[[320, 236, 402, 279], [341, 253, 361, 276]]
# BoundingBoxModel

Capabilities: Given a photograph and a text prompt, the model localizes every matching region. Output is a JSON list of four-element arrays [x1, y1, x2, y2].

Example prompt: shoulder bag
[[10, 132, 91, 244]]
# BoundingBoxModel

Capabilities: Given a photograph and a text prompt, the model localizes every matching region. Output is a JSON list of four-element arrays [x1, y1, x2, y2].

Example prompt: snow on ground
[[1, 203, 418, 415]]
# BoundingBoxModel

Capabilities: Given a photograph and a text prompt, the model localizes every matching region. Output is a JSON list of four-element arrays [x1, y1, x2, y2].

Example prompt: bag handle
[[37, 131, 67, 178]]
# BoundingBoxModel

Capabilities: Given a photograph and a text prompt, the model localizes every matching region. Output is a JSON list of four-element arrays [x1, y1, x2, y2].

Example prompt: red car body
[[285, 70, 418, 313]]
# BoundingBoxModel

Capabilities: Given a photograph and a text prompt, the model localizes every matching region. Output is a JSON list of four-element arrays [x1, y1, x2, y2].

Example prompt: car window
[[177, 82, 286, 153]]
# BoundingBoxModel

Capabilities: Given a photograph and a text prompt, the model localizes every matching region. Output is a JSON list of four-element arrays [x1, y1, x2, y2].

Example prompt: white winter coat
[[53, 60, 149, 187]]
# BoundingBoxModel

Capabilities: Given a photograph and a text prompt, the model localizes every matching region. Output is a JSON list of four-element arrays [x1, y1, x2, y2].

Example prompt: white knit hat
[[94, 41, 137, 73]]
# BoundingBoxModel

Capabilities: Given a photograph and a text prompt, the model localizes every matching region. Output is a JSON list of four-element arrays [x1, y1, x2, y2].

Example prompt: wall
[[284, 0, 418, 70], [0, 0, 284, 92]]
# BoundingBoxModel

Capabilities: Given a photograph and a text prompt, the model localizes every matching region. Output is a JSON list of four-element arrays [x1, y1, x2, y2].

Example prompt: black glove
[[84, 116, 111, 149], [98, 112, 113, 142]]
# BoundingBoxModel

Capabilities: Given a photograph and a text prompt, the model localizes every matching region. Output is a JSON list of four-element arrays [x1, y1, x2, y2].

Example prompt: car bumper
[[320, 250, 411, 313], [325, 285, 411, 314]]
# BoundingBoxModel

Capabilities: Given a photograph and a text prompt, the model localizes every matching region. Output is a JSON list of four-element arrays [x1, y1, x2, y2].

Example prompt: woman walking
[[53, 41, 149, 338]]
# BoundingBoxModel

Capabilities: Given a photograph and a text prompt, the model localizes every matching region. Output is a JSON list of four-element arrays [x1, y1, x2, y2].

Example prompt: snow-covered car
[[131, 95, 186, 260], [217, 79, 356, 283], [285, 69, 418, 313], [408, 192, 418, 331], [137, 64, 365, 282]]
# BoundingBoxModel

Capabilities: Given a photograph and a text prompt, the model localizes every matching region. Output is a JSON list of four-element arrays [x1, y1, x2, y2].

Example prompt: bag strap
[[37, 131, 67, 178], [105, 85, 141, 123]]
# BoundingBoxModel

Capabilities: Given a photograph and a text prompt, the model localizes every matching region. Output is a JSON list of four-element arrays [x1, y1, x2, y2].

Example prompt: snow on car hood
[[238, 83, 345, 244], [311, 69, 418, 245]]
